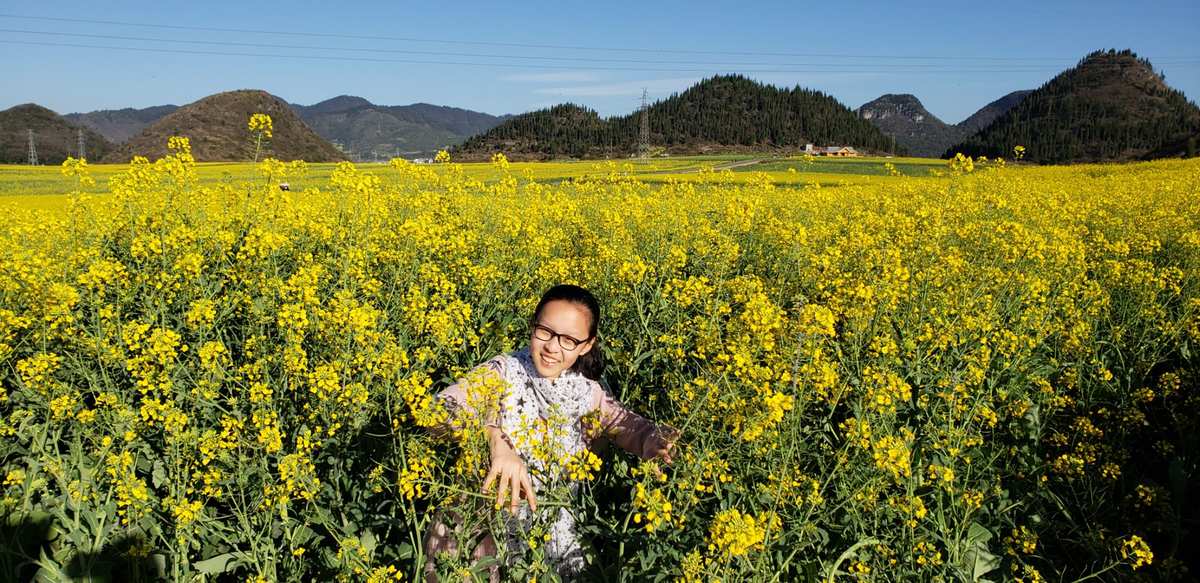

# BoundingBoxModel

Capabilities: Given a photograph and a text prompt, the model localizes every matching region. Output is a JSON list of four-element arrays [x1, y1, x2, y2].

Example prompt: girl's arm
[[432, 358, 537, 512], [590, 384, 676, 462], [431, 357, 507, 437]]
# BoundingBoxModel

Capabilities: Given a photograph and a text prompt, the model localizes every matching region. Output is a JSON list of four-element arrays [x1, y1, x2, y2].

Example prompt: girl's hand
[[482, 427, 538, 514], [643, 424, 680, 465]]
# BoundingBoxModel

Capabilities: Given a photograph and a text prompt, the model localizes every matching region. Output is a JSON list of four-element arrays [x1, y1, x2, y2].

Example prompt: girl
[[424, 284, 677, 581]]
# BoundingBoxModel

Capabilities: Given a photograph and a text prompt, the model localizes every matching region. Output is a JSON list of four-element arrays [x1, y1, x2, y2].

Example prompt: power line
[[2, 13, 1196, 63], [6, 39, 1175, 76], [12, 28, 1181, 69], [27, 129, 38, 165], [638, 88, 650, 159]]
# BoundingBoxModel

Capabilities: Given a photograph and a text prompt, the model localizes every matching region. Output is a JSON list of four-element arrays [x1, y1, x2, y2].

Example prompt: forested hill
[[454, 75, 897, 160], [0, 104, 115, 164], [946, 49, 1200, 163]]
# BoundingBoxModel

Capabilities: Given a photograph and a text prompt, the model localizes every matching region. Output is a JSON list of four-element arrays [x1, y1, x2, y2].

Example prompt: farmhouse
[[803, 144, 861, 157], [821, 146, 859, 157]]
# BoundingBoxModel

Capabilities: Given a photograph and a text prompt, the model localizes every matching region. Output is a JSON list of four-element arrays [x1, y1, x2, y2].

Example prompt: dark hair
[[530, 284, 606, 381]]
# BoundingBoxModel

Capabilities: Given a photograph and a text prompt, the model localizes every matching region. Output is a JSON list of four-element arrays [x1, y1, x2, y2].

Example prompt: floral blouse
[[435, 347, 663, 460], [432, 346, 665, 578]]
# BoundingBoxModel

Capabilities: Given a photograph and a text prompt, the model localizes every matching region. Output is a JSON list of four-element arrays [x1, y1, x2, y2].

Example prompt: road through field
[[639, 158, 766, 174]]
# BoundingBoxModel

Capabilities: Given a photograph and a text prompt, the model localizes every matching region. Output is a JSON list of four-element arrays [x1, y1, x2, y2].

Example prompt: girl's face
[[530, 299, 595, 379]]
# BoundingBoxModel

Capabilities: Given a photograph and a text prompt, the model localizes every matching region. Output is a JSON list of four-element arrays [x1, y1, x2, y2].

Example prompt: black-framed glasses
[[532, 323, 591, 351]]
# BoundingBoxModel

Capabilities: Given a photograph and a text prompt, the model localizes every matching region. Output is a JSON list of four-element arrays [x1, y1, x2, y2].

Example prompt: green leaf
[[395, 542, 415, 560], [967, 522, 993, 545], [969, 546, 1000, 582], [33, 547, 68, 583], [194, 552, 238, 575], [963, 522, 1000, 581], [360, 529, 377, 555], [151, 461, 167, 489]]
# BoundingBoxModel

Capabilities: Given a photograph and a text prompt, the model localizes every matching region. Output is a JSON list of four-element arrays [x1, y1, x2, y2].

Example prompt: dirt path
[[712, 158, 765, 171], [639, 158, 767, 174]]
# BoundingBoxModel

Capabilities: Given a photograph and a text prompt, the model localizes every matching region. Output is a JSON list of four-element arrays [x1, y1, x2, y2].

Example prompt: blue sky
[[2, 1, 1198, 123]]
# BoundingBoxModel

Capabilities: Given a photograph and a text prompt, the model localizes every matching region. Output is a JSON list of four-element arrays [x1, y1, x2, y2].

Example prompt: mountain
[[957, 90, 1033, 134], [454, 74, 896, 160], [0, 104, 116, 164], [856, 94, 962, 157], [291, 97, 507, 159], [296, 95, 372, 115], [60, 95, 505, 159], [856, 91, 1032, 158], [64, 105, 180, 143], [946, 49, 1200, 164], [102, 90, 346, 163]]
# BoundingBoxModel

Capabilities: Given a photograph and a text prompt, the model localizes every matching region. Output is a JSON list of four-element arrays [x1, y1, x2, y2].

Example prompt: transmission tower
[[77, 128, 85, 160], [27, 130, 38, 165], [638, 88, 650, 159]]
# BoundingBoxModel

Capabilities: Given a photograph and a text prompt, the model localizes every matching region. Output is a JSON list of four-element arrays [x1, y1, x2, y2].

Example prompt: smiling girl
[[423, 284, 677, 581]]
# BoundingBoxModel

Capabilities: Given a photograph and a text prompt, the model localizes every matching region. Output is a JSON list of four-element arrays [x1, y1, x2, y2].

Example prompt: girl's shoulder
[[481, 352, 512, 375], [477, 348, 527, 378], [578, 376, 610, 412]]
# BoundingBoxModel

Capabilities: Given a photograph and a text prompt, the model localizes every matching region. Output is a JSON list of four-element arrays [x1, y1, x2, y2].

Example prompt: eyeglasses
[[532, 323, 590, 351]]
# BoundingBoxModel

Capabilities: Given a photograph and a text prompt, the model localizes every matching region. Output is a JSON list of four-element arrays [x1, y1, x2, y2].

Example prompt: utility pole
[[638, 88, 650, 159], [27, 129, 38, 165], [77, 128, 86, 160]]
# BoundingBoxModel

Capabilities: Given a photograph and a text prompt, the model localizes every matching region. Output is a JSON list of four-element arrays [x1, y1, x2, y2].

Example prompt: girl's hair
[[530, 284, 606, 381]]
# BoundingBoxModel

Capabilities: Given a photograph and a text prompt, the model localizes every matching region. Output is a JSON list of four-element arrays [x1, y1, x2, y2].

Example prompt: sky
[[2, 1, 1198, 124]]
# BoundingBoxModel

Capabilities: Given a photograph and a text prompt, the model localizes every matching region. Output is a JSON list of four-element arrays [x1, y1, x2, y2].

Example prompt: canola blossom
[[249, 113, 274, 163], [0, 143, 1197, 582]]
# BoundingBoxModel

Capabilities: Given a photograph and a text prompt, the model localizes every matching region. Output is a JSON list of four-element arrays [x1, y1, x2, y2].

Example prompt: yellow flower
[[3, 468, 26, 488], [61, 156, 96, 186], [171, 498, 204, 527], [248, 113, 274, 139], [49, 395, 75, 421], [185, 299, 217, 329], [632, 483, 678, 533], [1005, 526, 1038, 556], [278, 452, 320, 502], [562, 449, 602, 481], [1120, 535, 1153, 569], [17, 353, 62, 394], [706, 508, 777, 559], [397, 456, 433, 501]]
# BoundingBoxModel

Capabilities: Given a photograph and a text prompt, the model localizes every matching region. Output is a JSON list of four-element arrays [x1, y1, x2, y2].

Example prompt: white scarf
[[497, 346, 593, 485]]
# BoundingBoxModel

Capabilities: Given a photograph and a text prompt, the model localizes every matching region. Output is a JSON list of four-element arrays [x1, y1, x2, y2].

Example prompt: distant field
[[743, 156, 946, 176], [0, 155, 944, 202], [0, 162, 342, 197]]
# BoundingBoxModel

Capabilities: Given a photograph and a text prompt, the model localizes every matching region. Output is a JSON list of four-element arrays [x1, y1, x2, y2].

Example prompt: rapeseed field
[[0, 139, 1196, 581]]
